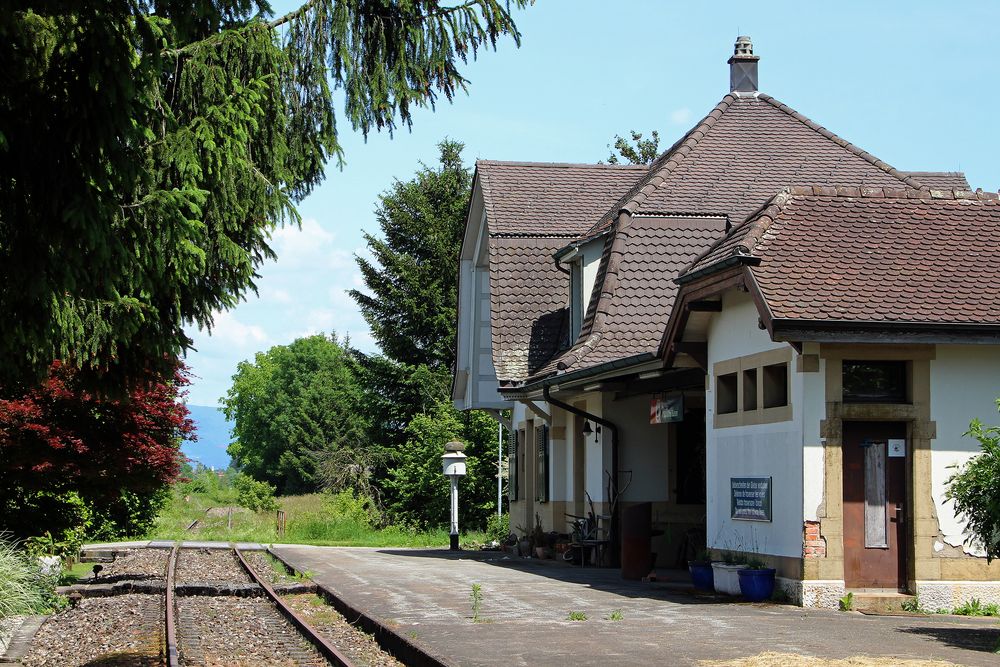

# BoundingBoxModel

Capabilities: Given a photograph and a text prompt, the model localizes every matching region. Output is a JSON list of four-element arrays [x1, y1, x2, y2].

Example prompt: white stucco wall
[[801, 345, 827, 522], [705, 290, 805, 559], [604, 393, 669, 502], [929, 344, 1000, 554]]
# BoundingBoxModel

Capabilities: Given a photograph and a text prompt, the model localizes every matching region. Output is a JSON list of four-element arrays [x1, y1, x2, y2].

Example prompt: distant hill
[[182, 404, 234, 470]]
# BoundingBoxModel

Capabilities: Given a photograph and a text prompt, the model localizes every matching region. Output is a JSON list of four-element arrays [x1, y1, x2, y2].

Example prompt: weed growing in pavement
[[470, 583, 483, 622], [607, 609, 623, 621], [900, 595, 927, 614], [951, 598, 1000, 616], [567, 611, 587, 621], [838, 592, 854, 611]]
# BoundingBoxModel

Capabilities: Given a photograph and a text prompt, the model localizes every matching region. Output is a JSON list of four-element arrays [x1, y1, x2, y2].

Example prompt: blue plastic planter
[[688, 561, 715, 592], [738, 567, 776, 602]]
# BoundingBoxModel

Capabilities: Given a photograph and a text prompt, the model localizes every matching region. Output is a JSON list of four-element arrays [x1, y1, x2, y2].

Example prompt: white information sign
[[888, 439, 906, 458]]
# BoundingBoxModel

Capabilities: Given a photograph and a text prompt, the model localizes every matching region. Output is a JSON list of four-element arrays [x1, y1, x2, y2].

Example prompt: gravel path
[[176, 596, 327, 666], [20, 594, 163, 666], [284, 594, 403, 667], [0, 615, 25, 654], [175, 548, 251, 585], [97, 548, 170, 580]]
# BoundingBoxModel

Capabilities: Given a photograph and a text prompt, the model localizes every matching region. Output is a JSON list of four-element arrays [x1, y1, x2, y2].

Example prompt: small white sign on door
[[888, 439, 906, 458]]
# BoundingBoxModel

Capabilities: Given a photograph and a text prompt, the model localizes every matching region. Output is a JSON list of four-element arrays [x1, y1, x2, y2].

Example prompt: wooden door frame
[[811, 346, 937, 591]]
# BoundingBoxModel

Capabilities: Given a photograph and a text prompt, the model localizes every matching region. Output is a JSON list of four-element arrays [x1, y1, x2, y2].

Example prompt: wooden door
[[843, 421, 908, 590]]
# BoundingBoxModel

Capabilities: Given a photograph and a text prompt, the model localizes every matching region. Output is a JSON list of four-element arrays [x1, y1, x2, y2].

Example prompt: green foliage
[[0, 535, 65, 618], [567, 611, 588, 621], [606, 130, 661, 165], [351, 140, 472, 372], [900, 595, 927, 614], [224, 334, 368, 494], [945, 398, 1000, 561], [179, 467, 240, 505], [952, 598, 1000, 617], [486, 513, 510, 543], [233, 473, 279, 512], [0, 1, 527, 388], [607, 609, 624, 621], [838, 592, 854, 612], [470, 582, 483, 622], [384, 400, 497, 529]]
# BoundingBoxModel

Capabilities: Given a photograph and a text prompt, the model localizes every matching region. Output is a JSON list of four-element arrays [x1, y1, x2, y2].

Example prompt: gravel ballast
[[96, 548, 170, 581], [175, 548, 251, 585], [20, 594, 163, 666], [176, 596, 326, 666], [284, 594, 403, 667]]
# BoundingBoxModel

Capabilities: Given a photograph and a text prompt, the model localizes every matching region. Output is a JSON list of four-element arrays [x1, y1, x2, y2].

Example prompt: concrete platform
[[272, 546, 1000, 667]]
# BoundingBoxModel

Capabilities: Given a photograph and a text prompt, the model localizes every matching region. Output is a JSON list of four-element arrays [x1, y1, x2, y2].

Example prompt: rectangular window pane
[[843, 360, 907, 403], [535, 425, 549, 503], [762, 362, 788, 409], [717, 373, 738, 414], [864, 440, 888, 548]]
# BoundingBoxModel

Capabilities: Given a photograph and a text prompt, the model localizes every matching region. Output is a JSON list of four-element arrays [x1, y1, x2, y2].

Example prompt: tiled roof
[[527, 216, 726, 382], [477, 161, 647, 236], [577, 93, 922, 242], [743, 186, 1000, 325], [902, 171, 970, 190], [489, 237, 569, 382]]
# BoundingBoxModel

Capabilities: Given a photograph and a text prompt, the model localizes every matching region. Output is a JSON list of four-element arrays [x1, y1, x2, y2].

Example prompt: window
[[717, 373, 738, 414], [713, 348, 794, 427], [569, 262, 583, 343], [535, 424, 550, 503], [843, 361, 908, 403], [510, 429, 522, 501], [742, 369, 758, 412], [762, 362, 789, 408]]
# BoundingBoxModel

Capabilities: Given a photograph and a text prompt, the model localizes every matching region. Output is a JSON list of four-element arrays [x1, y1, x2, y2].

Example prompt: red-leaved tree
[[0, 360, 193, 542]]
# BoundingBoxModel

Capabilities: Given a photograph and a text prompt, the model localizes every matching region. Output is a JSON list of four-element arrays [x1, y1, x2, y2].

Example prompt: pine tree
[[0, 1, 528, 388]]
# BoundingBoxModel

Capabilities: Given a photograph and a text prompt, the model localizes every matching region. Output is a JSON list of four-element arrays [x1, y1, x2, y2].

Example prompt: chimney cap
[[728, 35, 759, 63]]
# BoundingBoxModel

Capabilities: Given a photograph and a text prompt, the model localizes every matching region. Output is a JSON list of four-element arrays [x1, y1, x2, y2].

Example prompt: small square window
[[717, 372, 738, 414], [742, 369, 758, 412], [762, 362, 789, 409]]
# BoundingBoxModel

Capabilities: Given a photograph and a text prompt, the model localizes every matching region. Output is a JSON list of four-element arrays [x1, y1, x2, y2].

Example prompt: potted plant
[[738, 557, 776, 602], [711, 550, 746, 595], [687, 549, 714, 592]]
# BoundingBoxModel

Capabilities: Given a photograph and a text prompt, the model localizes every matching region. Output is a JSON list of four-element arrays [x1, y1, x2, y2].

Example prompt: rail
[[165, 544, 180, 667]]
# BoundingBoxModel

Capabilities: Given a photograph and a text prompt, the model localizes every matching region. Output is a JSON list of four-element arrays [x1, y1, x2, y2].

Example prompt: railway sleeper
[[60, 581, 317, 599]]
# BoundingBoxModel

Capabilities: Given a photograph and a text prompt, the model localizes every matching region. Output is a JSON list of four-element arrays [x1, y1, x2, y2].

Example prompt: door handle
[[890, 504, 904, 524]]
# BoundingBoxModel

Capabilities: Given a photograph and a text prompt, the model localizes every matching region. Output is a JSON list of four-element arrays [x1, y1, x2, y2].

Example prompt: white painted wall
[[705, 290, 805, 558], [801, 344, 827, 522], [929, 344, 1000, 554], [603, 393, 670, 502]]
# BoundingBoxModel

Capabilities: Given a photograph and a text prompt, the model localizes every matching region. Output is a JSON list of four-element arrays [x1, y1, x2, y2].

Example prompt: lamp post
[[442, 440, 467, 551]]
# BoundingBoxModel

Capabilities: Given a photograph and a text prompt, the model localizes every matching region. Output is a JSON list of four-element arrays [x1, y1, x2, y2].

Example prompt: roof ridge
[[756, 94, 924, 189], [577, 94, 740, 242], [782, 184, 1000, 201], [475, 159, 648, 170]]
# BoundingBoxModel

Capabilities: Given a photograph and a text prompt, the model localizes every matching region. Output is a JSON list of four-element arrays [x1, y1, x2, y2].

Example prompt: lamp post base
[[450, 533, 460, 551]]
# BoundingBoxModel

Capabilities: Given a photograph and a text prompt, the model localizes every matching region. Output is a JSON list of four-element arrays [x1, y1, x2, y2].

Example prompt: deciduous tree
[[606, 129, 661, 165], [946, 398, 1000, 561], [0, 361, 193, 541]]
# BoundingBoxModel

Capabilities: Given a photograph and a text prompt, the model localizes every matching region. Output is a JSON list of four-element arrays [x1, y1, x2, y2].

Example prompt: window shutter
[[535, 424, 549, 503], [510, 429, 520, 501]]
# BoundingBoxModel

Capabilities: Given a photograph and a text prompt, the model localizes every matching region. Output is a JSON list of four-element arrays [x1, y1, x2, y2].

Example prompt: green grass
[[567, 611, 587, 621], [59, 561, 96, 585], [144, 490, 487, 548]]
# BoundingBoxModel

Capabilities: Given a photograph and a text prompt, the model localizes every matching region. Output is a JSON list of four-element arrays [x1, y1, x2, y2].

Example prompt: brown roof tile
[[477, 161, 647, 236], [577, 93, 921, 243], [742, 188, 1000, 325], [902, 171, 971, 190], [527, 216, 726, 382]]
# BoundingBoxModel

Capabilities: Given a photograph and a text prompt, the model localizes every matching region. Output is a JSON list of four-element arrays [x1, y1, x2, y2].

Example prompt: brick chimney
[[728, 35, 759, 93]]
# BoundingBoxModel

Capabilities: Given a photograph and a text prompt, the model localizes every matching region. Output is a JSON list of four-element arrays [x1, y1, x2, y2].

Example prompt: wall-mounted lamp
[[582, 420, 593, 436]]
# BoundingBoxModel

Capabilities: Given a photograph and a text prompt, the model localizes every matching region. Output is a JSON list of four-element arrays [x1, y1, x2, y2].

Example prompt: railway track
[[22, 546, 374, 667]]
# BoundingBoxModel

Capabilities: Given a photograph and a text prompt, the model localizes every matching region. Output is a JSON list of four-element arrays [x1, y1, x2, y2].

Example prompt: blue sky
[[182, 0, 1000, 406]]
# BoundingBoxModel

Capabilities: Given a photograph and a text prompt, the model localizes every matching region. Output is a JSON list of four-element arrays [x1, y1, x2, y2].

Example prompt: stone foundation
[[914, 580, 1000, 612], [778, 577, 845, 609]]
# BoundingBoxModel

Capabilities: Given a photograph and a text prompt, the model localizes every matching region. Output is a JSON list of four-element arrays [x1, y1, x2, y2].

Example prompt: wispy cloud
[[670, 107, 692, 125]]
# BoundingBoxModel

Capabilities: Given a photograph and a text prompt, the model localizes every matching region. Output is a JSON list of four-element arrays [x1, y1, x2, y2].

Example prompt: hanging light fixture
[[582, 420, 593, 436]]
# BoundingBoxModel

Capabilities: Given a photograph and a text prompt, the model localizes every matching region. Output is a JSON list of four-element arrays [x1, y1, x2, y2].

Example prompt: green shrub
[[326, 489, 381, 528], [233, 474, 279, 512], [485, 513, 509, 544], [0, 534, 65, 617]]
